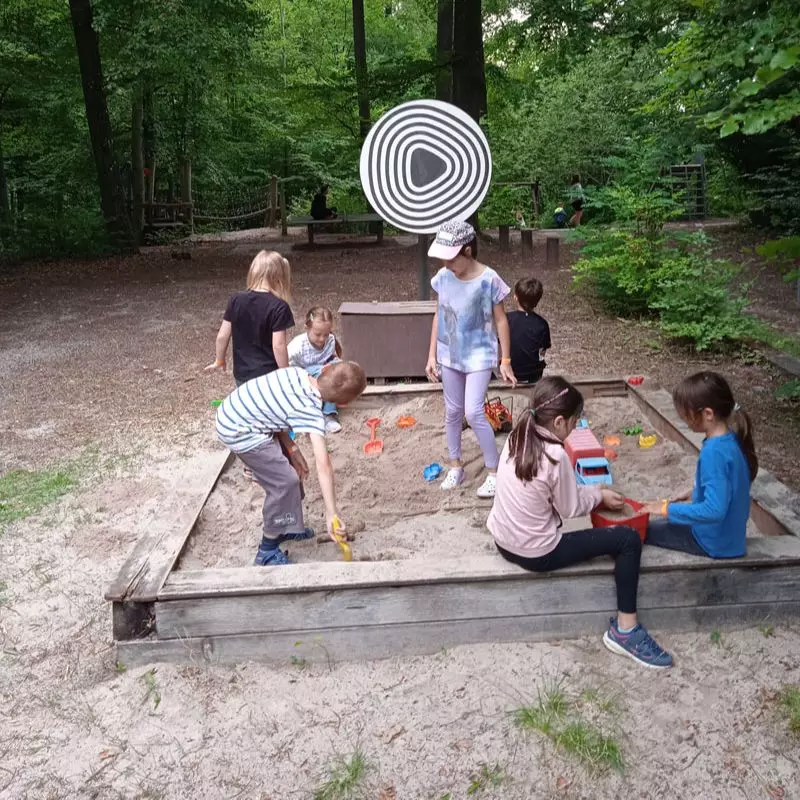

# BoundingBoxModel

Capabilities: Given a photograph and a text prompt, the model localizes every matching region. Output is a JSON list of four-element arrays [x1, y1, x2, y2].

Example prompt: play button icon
[[409, 146, 447, 189]]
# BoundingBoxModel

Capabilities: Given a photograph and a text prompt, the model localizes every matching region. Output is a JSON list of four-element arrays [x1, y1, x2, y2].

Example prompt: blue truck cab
[[575, 457, 613, 486]]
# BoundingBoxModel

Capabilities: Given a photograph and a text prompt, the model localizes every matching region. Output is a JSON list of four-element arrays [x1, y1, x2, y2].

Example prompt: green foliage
[[573, 189, 752, 350], [466, 763, 505, 795], [780, 686, 800, 735], [313, 749, 370, 800], [514, 679, 623, 773], [0, 466, 76, 530], [776, 380, 800, 401], [756, 237, 800, 284]]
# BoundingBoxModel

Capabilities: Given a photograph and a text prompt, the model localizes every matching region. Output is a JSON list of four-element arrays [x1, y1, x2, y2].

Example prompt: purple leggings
[[440, 365, 499, 470]]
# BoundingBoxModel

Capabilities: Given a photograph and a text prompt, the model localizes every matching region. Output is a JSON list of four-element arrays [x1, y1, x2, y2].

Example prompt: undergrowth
[[514, 680, 623, 773], [780, 686, 800, 735], [314, 749, 370, 800], [0, 467, 76, 530]]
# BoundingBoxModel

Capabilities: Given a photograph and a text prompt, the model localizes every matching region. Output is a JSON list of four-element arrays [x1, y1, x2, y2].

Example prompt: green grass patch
[[0, 467, 77, 530], [467, 763, 505, 795], [314, 749, 370, 800], [780, 686, 800, 735], [514, 680, 623, 773]]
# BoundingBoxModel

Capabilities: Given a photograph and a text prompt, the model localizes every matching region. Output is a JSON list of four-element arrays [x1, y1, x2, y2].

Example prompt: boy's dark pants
[[237, 440, 305, 538]]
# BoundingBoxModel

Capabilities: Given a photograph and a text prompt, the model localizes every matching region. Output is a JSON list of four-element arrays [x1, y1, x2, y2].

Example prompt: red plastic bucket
[[591, 498, 650, 542]]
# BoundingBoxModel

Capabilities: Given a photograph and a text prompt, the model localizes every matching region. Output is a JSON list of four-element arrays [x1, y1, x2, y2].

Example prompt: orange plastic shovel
[[363, 417, 384, 455]]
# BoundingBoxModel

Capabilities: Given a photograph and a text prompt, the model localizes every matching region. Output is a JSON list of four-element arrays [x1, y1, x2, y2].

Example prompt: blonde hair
[[317, 361, 367, 405], [305, 306, 334, 327], [246, 250, 291, 301]]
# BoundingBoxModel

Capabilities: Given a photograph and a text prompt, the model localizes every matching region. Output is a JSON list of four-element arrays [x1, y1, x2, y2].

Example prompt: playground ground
[[1, 227, 799, 798]]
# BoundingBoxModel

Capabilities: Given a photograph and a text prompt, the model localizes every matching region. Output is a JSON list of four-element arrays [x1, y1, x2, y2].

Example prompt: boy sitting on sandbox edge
[[215, 361, 367, 566]]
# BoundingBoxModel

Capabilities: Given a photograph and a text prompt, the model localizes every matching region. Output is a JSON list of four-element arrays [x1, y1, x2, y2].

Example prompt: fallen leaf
[[767, 786, 785, 799], [556, 776, 572, 791], [379, 787, 397, 800], [383, 725, 406, 744]]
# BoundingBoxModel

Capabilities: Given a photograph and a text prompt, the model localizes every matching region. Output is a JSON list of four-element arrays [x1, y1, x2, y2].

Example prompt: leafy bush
[[573, 189, 751, 350]]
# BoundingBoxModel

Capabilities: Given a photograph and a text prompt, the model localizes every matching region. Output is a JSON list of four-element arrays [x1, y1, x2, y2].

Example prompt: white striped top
[[215, 367, 325, 453], [288, 332, 337, 369]]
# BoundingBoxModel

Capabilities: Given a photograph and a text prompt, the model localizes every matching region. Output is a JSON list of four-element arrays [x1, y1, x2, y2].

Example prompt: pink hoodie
[[487, 431, 602, 558]]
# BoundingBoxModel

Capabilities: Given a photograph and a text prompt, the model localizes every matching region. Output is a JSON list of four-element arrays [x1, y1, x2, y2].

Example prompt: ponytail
[[730, 407, 758, 482], [507, 376, 584, 481], [673, 371, 758, 483]]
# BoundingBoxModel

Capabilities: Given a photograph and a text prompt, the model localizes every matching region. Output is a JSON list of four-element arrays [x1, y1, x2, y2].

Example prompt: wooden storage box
[[339, 301, 436, 379]]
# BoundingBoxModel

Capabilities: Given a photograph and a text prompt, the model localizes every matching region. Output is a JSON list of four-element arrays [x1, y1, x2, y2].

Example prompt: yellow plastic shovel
[[331, 515, 352, 562]]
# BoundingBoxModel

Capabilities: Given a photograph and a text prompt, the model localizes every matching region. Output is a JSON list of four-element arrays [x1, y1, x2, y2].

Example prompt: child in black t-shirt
[[205, 250, 295, 385], [507, 277, 551, 384]]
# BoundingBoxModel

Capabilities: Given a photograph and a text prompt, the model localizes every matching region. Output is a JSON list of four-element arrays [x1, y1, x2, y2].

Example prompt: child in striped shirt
[[288, 306, 344, 433], [216, 362, 367, 566]]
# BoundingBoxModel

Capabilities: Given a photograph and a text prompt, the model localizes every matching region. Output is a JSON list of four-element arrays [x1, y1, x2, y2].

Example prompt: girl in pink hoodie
[[488, 376, 672, 670]]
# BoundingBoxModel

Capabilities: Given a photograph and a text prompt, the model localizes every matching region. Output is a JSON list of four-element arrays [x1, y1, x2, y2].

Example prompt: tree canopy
[[1, 0, 798, 258]]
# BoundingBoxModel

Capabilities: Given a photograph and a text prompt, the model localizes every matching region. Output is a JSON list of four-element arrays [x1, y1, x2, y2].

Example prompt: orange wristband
[[501, 357, 511, 364], [215, 359, 225, 367], [661, 499, 669, 517]]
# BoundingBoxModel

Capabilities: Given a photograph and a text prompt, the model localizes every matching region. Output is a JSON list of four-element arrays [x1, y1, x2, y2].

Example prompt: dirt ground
[[1, 226, 799, 798], [180, 395, 706, 569]]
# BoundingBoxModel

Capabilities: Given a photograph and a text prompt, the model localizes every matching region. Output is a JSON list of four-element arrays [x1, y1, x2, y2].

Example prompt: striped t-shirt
[[215, 367, 326, 453], [288, 332, 337, 369]]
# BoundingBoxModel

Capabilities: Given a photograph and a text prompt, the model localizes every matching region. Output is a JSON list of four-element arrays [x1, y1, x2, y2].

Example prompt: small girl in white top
[[288, 306, 343, 433], [488, 376, 672, 669]]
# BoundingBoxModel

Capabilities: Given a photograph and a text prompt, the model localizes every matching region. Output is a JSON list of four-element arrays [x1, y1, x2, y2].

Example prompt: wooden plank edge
[[159, 536, 800, 600], [117, 600, 800, 667], [628, 383, 800, 537], [362, 377, 628, 398], [104, 449, 232, 602]]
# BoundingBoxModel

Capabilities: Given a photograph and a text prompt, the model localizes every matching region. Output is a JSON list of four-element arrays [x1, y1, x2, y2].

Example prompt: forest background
[[1, 0, 798, 261]]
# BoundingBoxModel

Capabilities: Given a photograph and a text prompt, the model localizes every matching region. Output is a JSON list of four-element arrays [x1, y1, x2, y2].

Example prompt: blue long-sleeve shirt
[[667, 431, 751, 558]]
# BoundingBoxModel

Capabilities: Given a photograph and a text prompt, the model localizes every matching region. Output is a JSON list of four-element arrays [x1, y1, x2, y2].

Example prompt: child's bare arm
[[273, 330, 289, 368], [205, 320, 232, 372], [334, 337, 343, 358], [309, 433, 340, 540], [493, 304, 517, 386]]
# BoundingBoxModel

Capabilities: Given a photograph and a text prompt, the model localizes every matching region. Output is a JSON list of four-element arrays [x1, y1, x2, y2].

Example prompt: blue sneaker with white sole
[[602, 618, 673, 669], [253, 541, 291, 566], [275, 527, 315, 545]]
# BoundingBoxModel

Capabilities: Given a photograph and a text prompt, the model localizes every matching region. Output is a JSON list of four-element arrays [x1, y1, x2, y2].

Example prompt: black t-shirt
[[223, 290, 294, 382], [508, 310, 551, 383]]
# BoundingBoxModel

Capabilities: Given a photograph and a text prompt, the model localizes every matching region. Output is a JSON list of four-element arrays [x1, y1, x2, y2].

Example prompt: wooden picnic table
[[287, 212, 384, 245]]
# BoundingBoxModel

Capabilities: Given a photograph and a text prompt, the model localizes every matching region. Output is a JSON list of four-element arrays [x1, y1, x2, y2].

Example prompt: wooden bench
[[287, 213, 384, 245]]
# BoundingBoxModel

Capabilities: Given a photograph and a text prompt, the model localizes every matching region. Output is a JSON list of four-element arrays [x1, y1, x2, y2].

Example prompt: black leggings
[[496, 526, 642, 613]]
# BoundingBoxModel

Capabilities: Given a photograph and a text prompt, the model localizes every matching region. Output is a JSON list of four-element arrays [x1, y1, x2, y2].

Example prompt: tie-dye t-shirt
[[431, 266, 511, 373]]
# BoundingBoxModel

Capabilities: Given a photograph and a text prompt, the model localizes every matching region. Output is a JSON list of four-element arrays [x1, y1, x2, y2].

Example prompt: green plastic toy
[[621, 425, 643, 436]]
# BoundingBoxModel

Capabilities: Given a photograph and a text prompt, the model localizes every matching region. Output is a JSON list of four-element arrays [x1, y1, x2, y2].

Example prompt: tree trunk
[[0, 120, 9, 224], [68, 0, 135, 251], [143, 86, 156, 206], [452, 0, 487, 122], [352, 0, 371, 142], [436, 0, 454, 103], [131, 87, 144, 243]]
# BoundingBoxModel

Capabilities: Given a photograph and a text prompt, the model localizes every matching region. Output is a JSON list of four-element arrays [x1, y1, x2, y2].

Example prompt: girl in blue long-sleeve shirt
[[643, 371, 758, 558]]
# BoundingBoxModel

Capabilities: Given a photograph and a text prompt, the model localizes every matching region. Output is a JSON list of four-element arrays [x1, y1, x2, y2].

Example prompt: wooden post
[[499, 225, 510, 251], [180, 157, 193, 232], [521, 228, 533, 254], [268, 175, 278, 228], [532, 180, 541, 218], [418, 234, 430, 300], [546, 235, 560, 268], [280, 181, 287, 237]]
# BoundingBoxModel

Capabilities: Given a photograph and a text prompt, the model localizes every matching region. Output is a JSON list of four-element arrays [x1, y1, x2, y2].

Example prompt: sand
[[178, 395, 711, 569]]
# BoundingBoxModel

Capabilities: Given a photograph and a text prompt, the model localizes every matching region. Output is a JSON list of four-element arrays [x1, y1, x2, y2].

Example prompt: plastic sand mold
[[397, 415, 417, 428], [331, 516, 352, 562], [622, 425, 643, 436], [210, 399, 222, 408], [424, 463, 443, 481], [638, 433, 657, 449], [603, 434, 621, 447], [604, 448, 618, 461], [627, 376, 645, 386]]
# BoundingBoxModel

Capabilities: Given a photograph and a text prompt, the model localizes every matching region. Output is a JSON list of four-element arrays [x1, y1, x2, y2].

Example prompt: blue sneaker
[[253, 541, 290, 566], [602, 618, 673, 669], [275, 527, 315, 545]]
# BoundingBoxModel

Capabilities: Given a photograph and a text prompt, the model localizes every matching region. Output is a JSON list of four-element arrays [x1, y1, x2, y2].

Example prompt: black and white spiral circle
[[359, 99, 492, 234]]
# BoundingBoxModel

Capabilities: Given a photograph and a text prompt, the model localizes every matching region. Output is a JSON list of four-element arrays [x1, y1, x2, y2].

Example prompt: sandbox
[[106, 379, 800, 666]]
